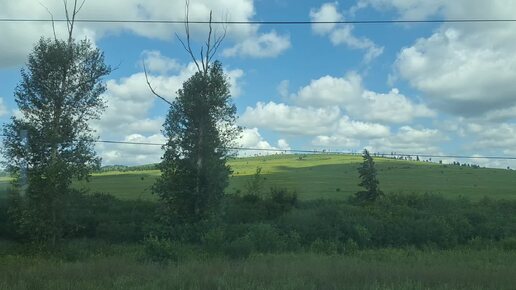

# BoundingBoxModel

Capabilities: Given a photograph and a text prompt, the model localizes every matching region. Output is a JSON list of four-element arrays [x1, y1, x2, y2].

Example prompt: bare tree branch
[[143, 61, 173, 106], [39, 2, 58, 41], [175, 0, 227, 75]]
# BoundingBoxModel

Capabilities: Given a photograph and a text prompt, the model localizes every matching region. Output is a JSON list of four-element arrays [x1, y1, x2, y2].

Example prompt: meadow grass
[[0, 243, 514, 290], [2, 154, 516, 200]]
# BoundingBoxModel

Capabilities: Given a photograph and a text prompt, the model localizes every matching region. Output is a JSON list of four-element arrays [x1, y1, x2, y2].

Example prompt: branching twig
[[39, 2, 58, 41], [143, 62, 173, 106], [175, 0, 227, 75]]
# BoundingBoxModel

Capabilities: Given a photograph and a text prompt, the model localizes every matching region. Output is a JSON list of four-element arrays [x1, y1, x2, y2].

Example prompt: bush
[[202, 227, 226, 254], [343, 238, 359, 254], [142, 235, 182, 264], [247, 223, 286, 253], [224, 235, 253, 259], [310, 238, 339, 255], [501, 237, 516, 250]]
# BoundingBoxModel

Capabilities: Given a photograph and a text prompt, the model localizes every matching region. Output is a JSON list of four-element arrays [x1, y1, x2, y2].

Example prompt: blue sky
[[1, 0, 516, 168]]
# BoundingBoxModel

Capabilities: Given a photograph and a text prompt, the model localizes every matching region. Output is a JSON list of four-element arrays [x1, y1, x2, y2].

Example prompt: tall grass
[[1, 247, 514, 290]]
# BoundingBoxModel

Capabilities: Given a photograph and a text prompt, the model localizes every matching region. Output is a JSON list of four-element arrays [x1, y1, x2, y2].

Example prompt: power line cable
[[1, 18, 516, 25], [1, 134, 515, 161]]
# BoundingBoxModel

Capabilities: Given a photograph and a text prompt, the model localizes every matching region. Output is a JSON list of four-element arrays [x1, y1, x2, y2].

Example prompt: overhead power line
[[1, 18, 516, 25], [2, 134, 516, 161]]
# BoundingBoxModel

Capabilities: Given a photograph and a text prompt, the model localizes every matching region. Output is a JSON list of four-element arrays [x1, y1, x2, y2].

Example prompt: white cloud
[[277, 80, 290, 99], [310, 2, 383, 62], [0, 98, 7, 117], [310, 2, 343, 35], [465, 122, 516, 153], [237, 127, 290, 156], [226, 68, 245, 98], [395, 26, 516, 116], [239, 101, 341, 135], [330, 26, 384, 62], [222, 31, 291, 58], [97, 133, 166, 165], [142, 50, 182, 74], [294, 73, 362, 107], [350, 0, 445, 20], [240, 100, 391, 145], [364, 0, 516, 117], [368, 126, 444, 154], [0, 0, 287, 67], [336, 115, 390, 138], [312, 135, 360, 148], [292, 73, 434, 124]]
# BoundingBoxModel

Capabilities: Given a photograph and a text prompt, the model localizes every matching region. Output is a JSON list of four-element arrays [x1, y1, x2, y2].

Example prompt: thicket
[[1, 191, 515, 260]]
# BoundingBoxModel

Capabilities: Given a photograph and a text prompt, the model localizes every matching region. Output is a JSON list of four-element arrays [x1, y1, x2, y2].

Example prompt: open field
[[0, 243, 514, 290], [2, 154, 516, 200]]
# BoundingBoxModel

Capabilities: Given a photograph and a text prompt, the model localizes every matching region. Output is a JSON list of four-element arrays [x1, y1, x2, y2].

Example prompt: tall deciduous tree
[[356, 149, 383, 203], [153, 61, 239, 223], [150, 1, 238, 224], [1, 0, 111, 244]]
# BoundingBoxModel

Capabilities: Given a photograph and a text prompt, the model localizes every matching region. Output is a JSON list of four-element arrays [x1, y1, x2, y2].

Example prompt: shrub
[[500, 237, 516, 250], [142, 235, 181, 264], [202, 227, 225, 254], [224, 235, 253, 259], [343, 238, 359, 254], [310, 238, 339, 255], [247, 223, 285, 253]]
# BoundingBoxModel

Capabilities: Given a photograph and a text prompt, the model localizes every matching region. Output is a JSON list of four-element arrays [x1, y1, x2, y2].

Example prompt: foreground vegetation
[[2, 160, 516, 289], [1, 242, 515, 290]]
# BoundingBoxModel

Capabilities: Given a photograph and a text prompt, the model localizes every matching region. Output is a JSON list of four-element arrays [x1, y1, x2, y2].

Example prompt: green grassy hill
[[1, 154, 516, 200]]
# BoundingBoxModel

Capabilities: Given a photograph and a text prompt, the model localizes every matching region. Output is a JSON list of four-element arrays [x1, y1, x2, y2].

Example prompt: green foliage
[[153, 61, 240, 224], [142, 235, 181, 264], [202, 227, 226, 254], [356, 149, 383, 203], [246, 223, 286, 253], [244, 167, 264, 197], [223, 187, 297, 224], [310, 238, 340, 255], [223, 235, 253, 259], [1, 37, 110, 245]]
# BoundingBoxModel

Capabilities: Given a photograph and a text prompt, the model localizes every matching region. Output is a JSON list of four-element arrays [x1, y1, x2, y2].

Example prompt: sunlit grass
[[2, 154, 516, 201]]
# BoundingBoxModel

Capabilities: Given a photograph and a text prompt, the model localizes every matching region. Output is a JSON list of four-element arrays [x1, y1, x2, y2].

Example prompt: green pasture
[[1, 154, 516, 200]]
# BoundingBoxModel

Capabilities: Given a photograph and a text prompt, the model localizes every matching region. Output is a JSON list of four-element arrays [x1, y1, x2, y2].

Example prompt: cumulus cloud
[[223, 31, 291, 58], [312, 135, 360, 148], [292, 72, 434, 124], [368, 126, 444, 154], [366, 0, 516, 117], [240, 99, 391, 148], [0, 0, 289, 68], [465, 122, 516, 154], [350, 0, 445, 20], [142, 50, 182, 74], [395, 27, 516, 116], [97, 133, 166, 165], [237, 127, 290, 156], [310, 2, 383, 62], [239, 102, 341, 135]]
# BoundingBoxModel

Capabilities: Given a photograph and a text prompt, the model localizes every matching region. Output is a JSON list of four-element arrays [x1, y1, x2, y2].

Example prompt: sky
[[1, 0, 516, 168]]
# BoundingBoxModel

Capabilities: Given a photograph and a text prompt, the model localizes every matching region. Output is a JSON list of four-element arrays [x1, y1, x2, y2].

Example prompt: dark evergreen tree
[[1, 4, 111, 244], [355, 149, 383, 203]]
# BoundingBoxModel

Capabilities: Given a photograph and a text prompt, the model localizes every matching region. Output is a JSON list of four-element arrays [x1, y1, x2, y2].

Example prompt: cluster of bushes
[[1, 189, 516, 261], [1, 192, 156, 243]]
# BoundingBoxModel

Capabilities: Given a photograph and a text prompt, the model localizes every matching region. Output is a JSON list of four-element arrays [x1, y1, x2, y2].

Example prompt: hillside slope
[[1, 154, 515, 200]]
